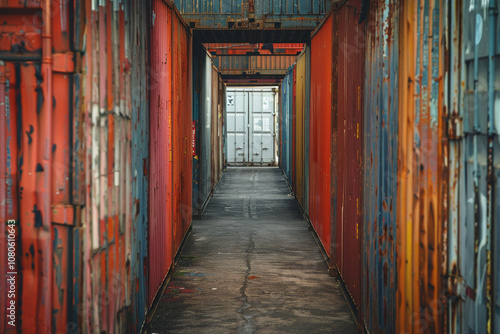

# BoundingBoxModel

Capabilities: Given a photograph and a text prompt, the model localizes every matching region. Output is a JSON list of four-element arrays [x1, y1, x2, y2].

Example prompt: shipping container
[[362, 1, 399, 332], [205, 43, 304, 56], [447, 0, 500, 332], [150, 0, 195, 308], [193, 47, 213, 214], [0, 1, 152, 332], [309, 13, 333, 255], [330, 0, 365, 312], [280, 69, 294, 180], [173, 0, 332, 29], [396, 1, 446, 332], [293, 49, 309, 210], [212, 54, 298, 77], [226, 87, 278, 165]]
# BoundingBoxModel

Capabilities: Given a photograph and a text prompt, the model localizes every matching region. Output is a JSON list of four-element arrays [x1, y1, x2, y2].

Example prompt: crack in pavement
[[237, 232, 256, 333]]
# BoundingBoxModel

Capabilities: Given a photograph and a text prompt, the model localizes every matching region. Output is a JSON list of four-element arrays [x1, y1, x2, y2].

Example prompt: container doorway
[[226, 87, 278, 165]]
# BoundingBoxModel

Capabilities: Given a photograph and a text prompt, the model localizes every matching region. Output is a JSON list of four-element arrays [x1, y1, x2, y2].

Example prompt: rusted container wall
[[309, 14, 332, 254], [0, 0, 151, 332], [295, 52, 307, 208], [280, 66, 294, 183], [292, 66, 297, 192], [172, 10, 193, 255], [396, 1, 446, 333], [278, 85, 283, 168], [218, 75, 225, 173], [448, 0, 500, 332], [130, 0, 150, 329], [213, 54, 298, 76], [205, 43, 304, 56], [362, 1, 399, 332], [303, 46, 311, 214], [222, 83, 228, 168], [173, 0, 331, 29], [149, 0, 174, 306], [331, 0, 365, 311], [0, 2, 74, 333], [211, 65, 220, 189], [192, 47, 213, 214], [81, 1, 146, 332], [192, 46, 201, 213]]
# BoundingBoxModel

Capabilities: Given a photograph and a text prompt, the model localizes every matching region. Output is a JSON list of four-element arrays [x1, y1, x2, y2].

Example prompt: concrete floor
[[147, 167, 358, 334]]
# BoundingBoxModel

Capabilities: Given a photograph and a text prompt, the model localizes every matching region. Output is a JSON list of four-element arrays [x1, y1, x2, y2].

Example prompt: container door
[[249, 90, 276, 164], [453, 1, 500, 333], [226, 90, 248, 163]]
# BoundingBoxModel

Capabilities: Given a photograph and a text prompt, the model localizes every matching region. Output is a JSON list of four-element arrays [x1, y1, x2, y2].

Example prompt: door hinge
[[448, 115, 463, 140]]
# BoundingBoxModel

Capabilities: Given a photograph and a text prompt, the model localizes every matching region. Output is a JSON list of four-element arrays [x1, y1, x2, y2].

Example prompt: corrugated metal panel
[[192, 46, 201, 213], [149, 0, 174, 306], [331, 0, 365, 311], [213, 54, 298, 76], [171, 10, 193, 254], [192, 47, 213, 214], [362, 1, 399, 332], [295, 51, 307, 208], [211, 65, 220, 188], [149, 0, 193, 306], [173, 0, 331, 29], [227, 87, 277, 165], [130, 0, 150, 329], [292, 65, 297, 193], [309, 13, 332, 254], [450, 0, 500, 332], [396, 1, 445, 333], [205, 43, 304, 55], [281, 67, 293, 181], [303, 46, 311, 214]]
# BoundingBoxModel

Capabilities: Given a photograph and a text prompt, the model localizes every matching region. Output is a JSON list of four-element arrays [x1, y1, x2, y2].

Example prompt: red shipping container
[[332, 0, 365, 310], [309, 14, 333, 255]]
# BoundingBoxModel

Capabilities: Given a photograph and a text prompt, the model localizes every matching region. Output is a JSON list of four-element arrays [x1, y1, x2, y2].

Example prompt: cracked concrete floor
[[147, 167, 358, 334]]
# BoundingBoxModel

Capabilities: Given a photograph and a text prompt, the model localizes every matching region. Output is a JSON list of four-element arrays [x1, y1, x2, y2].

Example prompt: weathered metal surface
[[280, 67, 293, 180], [330, 0, 365, 311], [149, 0, 174, 307], [130, 0, 150, 330], [212, 54, 298, 77], [0, 0, 152, 332], [226, 87, 277, 165], [450, 0, 500, 332], [396, 1, 446, 332], [171, 8, 193, 256], [294, 51, 307, 209], [149, 0, 193, 307], [362, 1, 399, 332], [205, 43, 305, 56], [292, 65, 297, 194], [303, 46, 311, 214], [173, 0, 331, 29], [309, 13, 333, 253]]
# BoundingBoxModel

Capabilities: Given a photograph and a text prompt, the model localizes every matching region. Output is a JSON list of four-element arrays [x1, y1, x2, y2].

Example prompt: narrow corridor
[[147, 168, 357, 333]]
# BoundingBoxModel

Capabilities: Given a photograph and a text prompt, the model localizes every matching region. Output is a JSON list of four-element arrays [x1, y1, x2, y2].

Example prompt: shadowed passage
[[148, 167, 357, 333]]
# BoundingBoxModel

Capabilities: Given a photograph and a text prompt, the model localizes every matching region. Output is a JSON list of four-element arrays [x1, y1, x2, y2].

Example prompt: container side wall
[[295, 52, 306, 208], [454, 0, 500, 332], [130, 0, 150, 329], [309, 14, 333, 254], [332, 0, 365, 310], [396, 1, 446, 332], [362, 1, 399, 332]]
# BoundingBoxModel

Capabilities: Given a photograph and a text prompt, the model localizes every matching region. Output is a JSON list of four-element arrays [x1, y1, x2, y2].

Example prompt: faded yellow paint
[[397, 1, 445, 333], [294, 51, 307, 208]]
